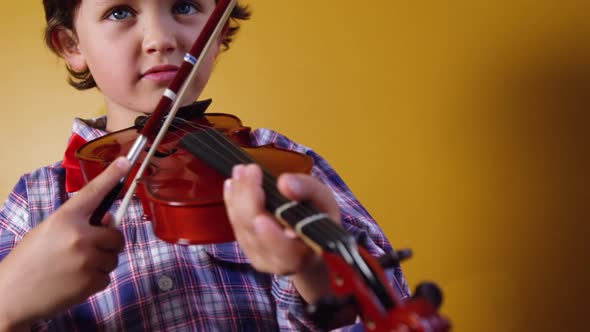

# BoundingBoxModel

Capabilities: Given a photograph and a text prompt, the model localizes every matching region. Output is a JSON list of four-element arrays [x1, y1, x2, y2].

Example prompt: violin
[[78, 0, 452, 330]]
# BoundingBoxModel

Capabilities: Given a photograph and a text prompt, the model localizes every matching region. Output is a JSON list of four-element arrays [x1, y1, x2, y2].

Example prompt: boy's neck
[[104, 99, 146, 132], [105, 109, 140, 133], [103, 96, 206, 132]]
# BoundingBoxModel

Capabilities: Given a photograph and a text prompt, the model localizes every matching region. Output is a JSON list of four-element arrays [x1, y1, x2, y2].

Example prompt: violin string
[[163, 118, 348, 245], [166, 119, 318, 211], [183, 129, 347, 247], [167, 119, 298, 204], [164, 120, 297, 206]]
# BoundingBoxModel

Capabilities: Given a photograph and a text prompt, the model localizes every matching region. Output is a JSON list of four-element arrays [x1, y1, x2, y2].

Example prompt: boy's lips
[[141, 64, 179, 82]]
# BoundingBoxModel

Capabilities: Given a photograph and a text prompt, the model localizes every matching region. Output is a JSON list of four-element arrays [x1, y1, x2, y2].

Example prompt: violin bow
[[88, 0, 238, 227]]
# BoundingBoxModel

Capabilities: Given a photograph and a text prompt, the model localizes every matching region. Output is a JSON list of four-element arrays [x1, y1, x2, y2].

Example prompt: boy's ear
[[52, 28, 88, 72]]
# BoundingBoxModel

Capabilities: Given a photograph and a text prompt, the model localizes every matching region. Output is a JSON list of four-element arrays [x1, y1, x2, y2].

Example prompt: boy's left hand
[[223, 164, 341, 304]]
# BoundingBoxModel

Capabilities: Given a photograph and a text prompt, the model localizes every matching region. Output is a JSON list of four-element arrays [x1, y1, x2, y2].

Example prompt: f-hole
[[145, 147, 179, 158]]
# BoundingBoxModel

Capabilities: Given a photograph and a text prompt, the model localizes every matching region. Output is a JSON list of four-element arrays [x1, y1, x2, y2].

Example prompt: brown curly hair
[[43, 0, 251, 90]]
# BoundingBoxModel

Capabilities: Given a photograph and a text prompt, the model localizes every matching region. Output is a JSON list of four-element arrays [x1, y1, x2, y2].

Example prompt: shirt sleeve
[[0, 226, 17, 263], [272, 275, 318, 331], [1, 177, 54, 331], [0, 176, 31, 261]]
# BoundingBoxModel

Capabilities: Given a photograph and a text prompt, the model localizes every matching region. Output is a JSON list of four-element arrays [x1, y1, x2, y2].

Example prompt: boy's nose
[[142, 19, 177, 55]]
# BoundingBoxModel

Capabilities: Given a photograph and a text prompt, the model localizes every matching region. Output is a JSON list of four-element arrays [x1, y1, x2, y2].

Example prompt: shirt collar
[[71, 116, 109, 142], [70, 98, 213, 142], [62, 116, 109, 193]]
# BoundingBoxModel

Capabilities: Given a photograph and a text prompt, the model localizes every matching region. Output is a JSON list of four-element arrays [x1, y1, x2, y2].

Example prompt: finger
[[224, 165, 316, 275], [223, 165, 272, 265], [95, 252, 120, 274], [90, 272, 112, 295], [93, 227, 125, 253], [253, 214, 313, 274], [65, 157, 131, 217], [224, 164, 265, 234], [277, 173, 341, 222], [101, 213, 115, 228]]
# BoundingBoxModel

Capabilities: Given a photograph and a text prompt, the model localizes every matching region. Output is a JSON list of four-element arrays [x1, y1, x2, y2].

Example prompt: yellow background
[[1, 1, 588, 331]]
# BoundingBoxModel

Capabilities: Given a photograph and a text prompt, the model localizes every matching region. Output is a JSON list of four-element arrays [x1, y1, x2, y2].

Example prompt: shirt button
[[157, 275, 174, 292]]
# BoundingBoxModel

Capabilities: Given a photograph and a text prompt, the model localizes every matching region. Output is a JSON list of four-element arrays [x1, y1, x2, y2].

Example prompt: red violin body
[[76, 104, 313, 244]]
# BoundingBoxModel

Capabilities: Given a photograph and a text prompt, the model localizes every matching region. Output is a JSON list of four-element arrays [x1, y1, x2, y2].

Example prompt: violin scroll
[[414, 281, 444, 310], [316, 247, 450, 332]]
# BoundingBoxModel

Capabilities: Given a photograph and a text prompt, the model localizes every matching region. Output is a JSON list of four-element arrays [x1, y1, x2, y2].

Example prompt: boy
[[0, 0, 409, 330]]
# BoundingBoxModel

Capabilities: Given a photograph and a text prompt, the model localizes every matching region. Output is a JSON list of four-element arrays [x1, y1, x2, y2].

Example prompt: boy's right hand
[[0, 157, 130, 330]]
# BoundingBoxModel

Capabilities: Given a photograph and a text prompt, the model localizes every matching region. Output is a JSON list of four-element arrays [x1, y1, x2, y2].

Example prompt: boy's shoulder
[[251, 128, 311, 154], [0, 161, 66, 235], [251, 128, 338, 182], [17, 161, 66, 192]]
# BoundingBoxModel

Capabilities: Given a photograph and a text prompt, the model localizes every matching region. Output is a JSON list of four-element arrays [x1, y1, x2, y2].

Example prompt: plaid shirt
[[0, 117, 409, 331]]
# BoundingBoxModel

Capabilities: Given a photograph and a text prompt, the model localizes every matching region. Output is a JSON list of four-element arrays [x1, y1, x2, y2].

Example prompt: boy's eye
[[173, 2, 199, 15], [108, 7, 133, 20]]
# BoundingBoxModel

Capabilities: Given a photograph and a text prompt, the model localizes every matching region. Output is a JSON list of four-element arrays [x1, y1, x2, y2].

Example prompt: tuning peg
[[413, 282, 444, 309], [306, 295, 357, 330], [134, 115, 149, 127], [377, 248, 413, 269]]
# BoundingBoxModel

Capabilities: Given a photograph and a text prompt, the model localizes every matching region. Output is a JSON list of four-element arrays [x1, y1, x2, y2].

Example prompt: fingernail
[[232, 164, 245, 180], [223, 179, 232, 199], [114, 157, 130, 169], [284, 228, 298, 239], [283, 174, 301, 196]]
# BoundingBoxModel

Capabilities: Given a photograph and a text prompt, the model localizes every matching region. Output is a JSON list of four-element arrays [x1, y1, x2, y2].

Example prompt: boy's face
[[65, 0, 219, 125]]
